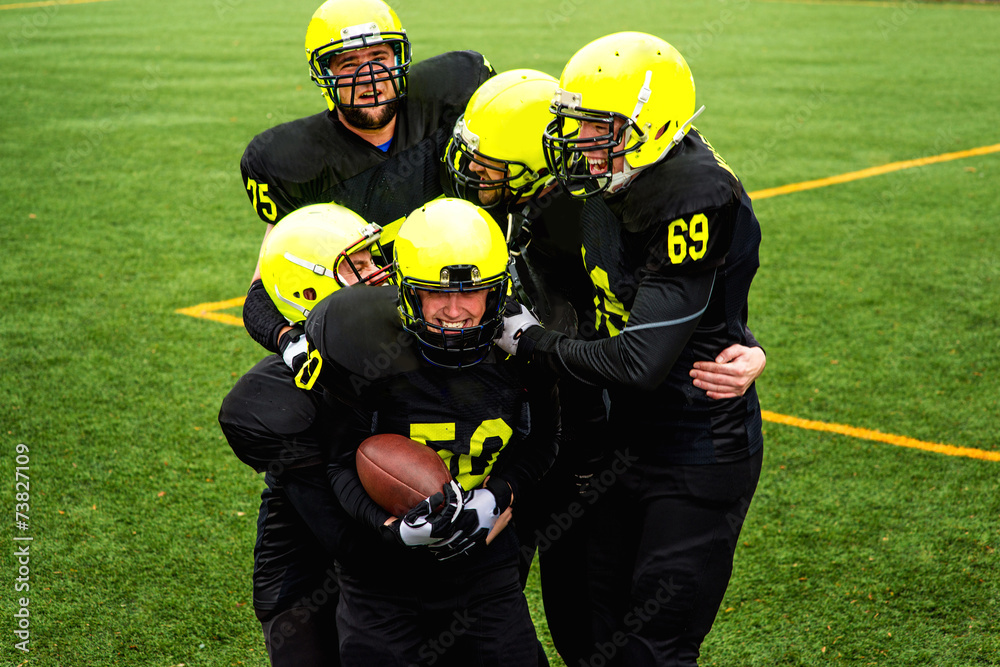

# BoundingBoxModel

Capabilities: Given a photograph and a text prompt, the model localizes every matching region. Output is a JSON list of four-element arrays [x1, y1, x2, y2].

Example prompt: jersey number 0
[[409, 419, 513, 491]]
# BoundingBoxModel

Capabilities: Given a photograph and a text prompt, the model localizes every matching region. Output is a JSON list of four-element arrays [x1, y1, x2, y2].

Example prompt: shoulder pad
[[241, 111, 391, 222], [242, 112, 339, 183], [407, 51, 494, 113], [621, 130, 742, 233], [304, 286, 421, 402]]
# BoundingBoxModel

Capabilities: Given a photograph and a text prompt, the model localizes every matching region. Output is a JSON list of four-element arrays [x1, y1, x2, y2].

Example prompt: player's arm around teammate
[[495, 33, 765, 667], [445, 67, 766, 666]]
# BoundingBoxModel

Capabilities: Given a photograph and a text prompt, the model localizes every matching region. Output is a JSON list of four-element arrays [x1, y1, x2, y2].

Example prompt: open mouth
[[437, 319, 470, 330], [587, 157, 608, 175]]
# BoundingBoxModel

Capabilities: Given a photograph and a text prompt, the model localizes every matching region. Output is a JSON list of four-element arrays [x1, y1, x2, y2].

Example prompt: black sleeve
[[476, 52, 496, 85], [521, 266, 718, 391], [243, 279, 288, 353], [241, 140, 296, 225], [326, 423, 394, 534], [744, 325, 764, 354], [488, 363, 560, 504]]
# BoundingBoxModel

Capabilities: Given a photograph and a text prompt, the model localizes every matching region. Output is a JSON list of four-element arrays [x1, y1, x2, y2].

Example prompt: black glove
[[426, 477, 513, 561], [572, 452, 609, 496], [278, 325, 308, 373], [381, 481, 465, 549]]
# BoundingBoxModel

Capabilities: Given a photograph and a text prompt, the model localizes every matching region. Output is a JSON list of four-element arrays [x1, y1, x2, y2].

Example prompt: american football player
[[304, 198, 558, 666], [219, 202, 391, 665], [493, 33, 765, 666], [241, 0, 493, 359], [220, 1, 493, 662], [447, 67, 766, 665]]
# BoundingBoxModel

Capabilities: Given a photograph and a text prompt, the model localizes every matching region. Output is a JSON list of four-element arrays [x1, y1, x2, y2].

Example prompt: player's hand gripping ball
[[356, 433, 452, 517]]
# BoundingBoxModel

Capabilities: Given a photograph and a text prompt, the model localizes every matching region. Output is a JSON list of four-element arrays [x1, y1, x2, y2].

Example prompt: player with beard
[[220, 1, 493, 664]]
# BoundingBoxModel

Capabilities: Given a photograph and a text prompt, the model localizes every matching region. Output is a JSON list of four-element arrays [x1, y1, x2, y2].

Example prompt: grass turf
[[1, 0, 998, 665]]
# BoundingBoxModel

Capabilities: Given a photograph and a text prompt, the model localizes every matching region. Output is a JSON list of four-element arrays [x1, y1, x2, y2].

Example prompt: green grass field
[[2, 0, 999, 665]]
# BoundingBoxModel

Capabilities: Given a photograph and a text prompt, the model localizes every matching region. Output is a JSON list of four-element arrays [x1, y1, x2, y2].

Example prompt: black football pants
[[336, 558, 539, 667], [582, 448, 763, 667], [220, 355, 357, 665], [253, 469, 366, 667]]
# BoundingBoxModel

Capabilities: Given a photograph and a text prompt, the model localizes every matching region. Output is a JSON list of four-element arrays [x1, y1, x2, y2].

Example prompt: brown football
[[356, 433, 452, 517]]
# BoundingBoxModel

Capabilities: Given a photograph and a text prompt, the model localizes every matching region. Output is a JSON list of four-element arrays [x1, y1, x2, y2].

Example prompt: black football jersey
[[522, 129, 763, 464], [240, 51, 494, 228], [304, 285, 558, 538], [483, 189, 592, 338]]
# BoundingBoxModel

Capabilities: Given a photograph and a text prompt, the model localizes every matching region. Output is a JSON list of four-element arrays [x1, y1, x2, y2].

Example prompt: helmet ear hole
[[654, 122, 670, 141], [259, 202, 386, 323]]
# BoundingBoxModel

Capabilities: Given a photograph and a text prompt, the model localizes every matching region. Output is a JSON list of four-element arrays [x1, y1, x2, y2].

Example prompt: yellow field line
[[749, 143, 1000, 200], [175, 297, 245, 327], [178, 143, 1000, 462], [762, 411, 1000, 461], [0, 0, 112, 9]]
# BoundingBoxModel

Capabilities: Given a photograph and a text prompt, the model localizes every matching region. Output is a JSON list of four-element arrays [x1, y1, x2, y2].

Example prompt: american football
[[356, 433, 453, 517]]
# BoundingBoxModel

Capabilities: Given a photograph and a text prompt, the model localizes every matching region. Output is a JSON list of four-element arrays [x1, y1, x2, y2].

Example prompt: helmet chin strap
[[283, 251, 339, 280], [607, 70, 653, 192], [667, 105, 706, 153], [273, 284, 310, 320]]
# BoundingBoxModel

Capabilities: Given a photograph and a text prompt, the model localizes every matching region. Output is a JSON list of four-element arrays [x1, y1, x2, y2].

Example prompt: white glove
[[426, 477, 513, 560], [388, 480, 465, 548], [278, 327, 309, 372], [495, 299, 540, 356], [427, 487, 501, 560]]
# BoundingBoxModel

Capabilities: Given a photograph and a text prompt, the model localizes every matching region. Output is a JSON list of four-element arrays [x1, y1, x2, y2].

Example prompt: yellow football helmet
[[304, 0, 411, 112], [394, 198, 510, 367], [543, 32, 704, 197], [445, 69, 560, 209], [259, 203, 392, 323]]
